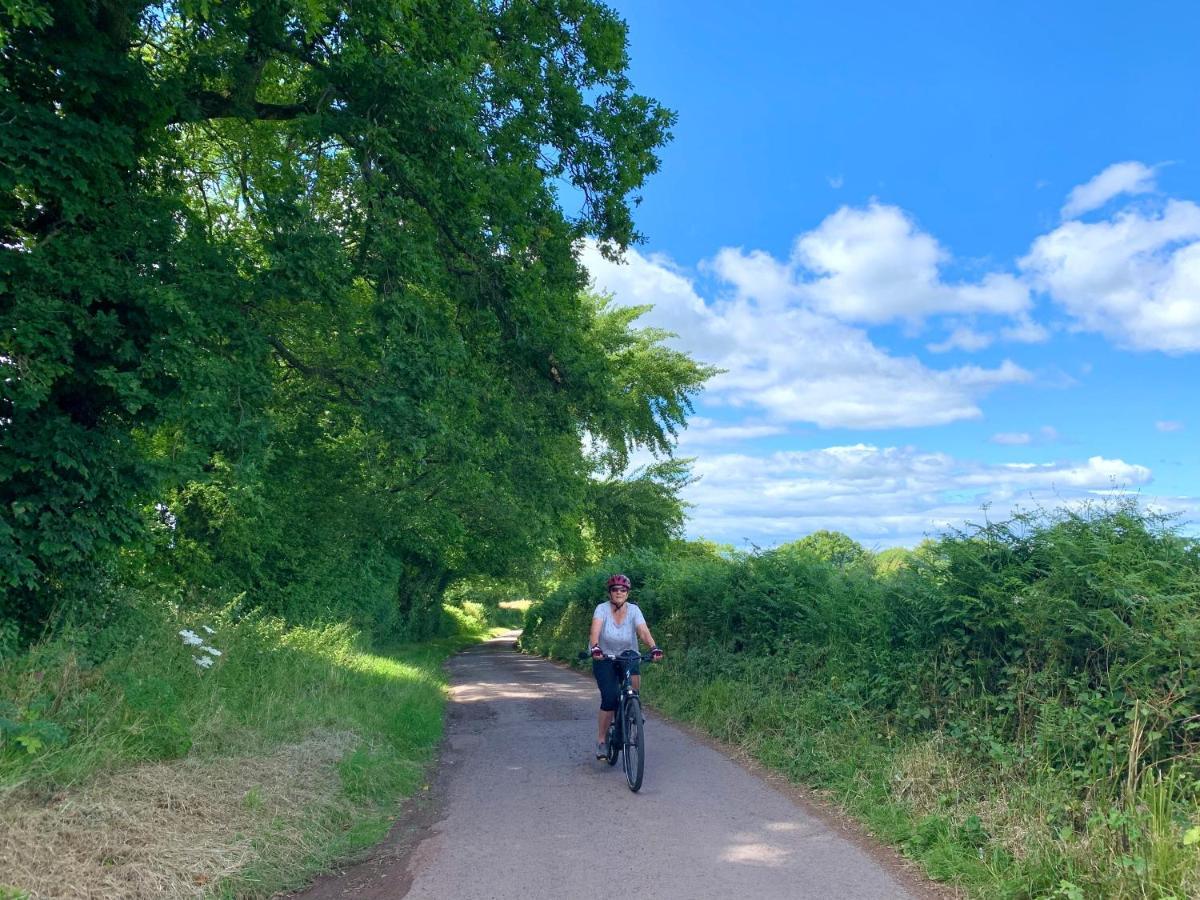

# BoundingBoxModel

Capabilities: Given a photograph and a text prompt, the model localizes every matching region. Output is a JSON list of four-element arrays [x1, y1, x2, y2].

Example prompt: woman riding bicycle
[[589, 573, 663, 759]]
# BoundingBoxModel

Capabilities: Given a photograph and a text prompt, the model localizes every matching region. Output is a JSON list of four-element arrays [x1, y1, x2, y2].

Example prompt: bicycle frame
[[609, 658, 637, 741]]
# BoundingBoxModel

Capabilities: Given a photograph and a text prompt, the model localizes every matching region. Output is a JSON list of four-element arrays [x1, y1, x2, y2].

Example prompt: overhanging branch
[[266, 334, 363, 404], [174, 90, 325, 124]]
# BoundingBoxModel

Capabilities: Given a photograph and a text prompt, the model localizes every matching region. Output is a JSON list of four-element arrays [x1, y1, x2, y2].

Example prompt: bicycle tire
[[622, 695, 644, 792], [605, 719, 619, 766]]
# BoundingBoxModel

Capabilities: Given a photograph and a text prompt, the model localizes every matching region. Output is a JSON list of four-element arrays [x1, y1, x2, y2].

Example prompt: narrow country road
[[298, 634, 942, 900]]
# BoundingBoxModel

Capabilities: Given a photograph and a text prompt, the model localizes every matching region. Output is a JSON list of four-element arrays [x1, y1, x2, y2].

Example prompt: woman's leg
[[593, 659, 619, 742], [597, 708, 614, 743]]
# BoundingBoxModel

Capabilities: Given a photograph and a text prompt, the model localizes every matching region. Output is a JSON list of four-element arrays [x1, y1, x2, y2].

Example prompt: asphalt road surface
[[300, 633, 938, 900]]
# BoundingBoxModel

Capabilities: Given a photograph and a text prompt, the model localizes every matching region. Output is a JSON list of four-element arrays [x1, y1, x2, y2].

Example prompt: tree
[[2, 1, 707, 640], [582, 458, 694, 563], [779, 530, 869, 569]]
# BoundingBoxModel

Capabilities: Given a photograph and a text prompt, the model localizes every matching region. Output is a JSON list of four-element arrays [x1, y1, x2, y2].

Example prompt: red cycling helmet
[[606, 573, 632, 591]]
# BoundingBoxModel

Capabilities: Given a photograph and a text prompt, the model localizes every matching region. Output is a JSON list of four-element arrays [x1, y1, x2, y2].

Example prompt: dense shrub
[[521, 502, 1200, 784]]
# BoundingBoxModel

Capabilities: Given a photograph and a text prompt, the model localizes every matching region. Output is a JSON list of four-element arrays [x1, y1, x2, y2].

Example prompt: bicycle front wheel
[[622, 695, 644, 792]]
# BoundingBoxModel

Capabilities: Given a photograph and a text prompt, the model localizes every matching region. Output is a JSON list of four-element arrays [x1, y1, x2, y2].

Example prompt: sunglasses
[[608, 586, 629, 593]]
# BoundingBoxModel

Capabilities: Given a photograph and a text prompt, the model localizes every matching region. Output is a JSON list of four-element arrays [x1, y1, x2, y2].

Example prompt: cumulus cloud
[[683, 444, 1157, 547], [574, 164, 1200, 547], [1022, 198, 1200, 353], [700, 204, 1034, 329], [707, 246, 795, 308], [675, 204, 1038, 347], [927, 316, 1048, 354], [582, 241, 1031, 429], [792, 203, 1032, 324], [1061, 161, 1158, 219]]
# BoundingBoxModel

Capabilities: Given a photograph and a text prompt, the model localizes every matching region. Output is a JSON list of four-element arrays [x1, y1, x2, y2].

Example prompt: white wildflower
[[203, 646, 222, 657], [193, 655, 215, 668], [202, 625, 216, 635], [179, 629, 204, 646]]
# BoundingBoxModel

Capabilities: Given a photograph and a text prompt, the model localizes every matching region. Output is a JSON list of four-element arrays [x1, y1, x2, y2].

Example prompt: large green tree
[[2, 0, 710, 639]]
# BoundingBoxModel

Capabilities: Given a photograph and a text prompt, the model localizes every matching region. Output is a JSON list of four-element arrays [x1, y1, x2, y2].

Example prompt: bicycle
[[580, 648, 657, 792]]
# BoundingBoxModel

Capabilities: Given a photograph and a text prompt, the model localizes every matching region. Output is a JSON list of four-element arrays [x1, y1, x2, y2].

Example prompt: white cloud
[[793, 203, 1032, 324], [1022, 199, 1200, 353], [991, 432, 1031, 445], [707, 246, 795, 308], [928, 326, 993, 353], [1061, 161, 1158, 218], [591, 202, 1048, 368], [683, 444, 1159, 548], [578, 163, 1200, 548], [991, 426, 1062, 446], [1001, 316, 1051, 344], [691, 204, 1036, 336], [679, 417, 789, 445], [583, 241, 1031, 429], [928, 315, 1048, 353]]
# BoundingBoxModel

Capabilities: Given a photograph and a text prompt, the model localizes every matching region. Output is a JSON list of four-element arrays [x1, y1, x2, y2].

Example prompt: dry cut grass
[[889, 735, 1045, 861], [0, 730, 358, 899]]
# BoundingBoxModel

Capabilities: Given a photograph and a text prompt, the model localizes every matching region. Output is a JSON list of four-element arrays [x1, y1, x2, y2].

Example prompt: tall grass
[[0, 592, 493, 897], [520, 502, 1200, 898]]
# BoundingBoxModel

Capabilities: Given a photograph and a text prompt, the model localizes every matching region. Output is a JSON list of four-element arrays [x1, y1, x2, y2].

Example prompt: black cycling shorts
[[593, 656, 640, 711]]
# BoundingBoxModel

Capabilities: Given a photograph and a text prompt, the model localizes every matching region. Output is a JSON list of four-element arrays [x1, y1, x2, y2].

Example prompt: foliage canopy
[[1, 0, 712, 641]]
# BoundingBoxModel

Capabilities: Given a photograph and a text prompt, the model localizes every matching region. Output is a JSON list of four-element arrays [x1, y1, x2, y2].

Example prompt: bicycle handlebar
[[577, 649, 659, 662]]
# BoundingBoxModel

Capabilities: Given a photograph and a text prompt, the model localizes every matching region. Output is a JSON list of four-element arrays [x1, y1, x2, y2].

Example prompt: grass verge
[[0, 600, 494, 899]]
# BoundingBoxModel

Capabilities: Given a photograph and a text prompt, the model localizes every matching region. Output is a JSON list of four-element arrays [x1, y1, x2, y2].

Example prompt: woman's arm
[[589, 617, 603, 648], [636, 621, 657, 648]]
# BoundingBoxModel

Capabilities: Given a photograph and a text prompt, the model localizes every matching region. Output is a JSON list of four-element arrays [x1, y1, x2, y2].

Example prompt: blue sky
[[583, 0, 1200, 549]]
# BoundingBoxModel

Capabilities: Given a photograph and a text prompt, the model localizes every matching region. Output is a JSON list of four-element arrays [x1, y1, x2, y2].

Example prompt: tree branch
[[266, 334, 362, 404], [174, 90, 326, 124]]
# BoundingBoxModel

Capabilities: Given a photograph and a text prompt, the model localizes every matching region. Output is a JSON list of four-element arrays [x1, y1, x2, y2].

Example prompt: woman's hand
[[591, 644, 604, 660], [651, 646, 664, 661]]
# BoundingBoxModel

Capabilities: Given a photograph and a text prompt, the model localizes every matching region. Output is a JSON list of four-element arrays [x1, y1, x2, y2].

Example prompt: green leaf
[[14, 732, 44, 755]]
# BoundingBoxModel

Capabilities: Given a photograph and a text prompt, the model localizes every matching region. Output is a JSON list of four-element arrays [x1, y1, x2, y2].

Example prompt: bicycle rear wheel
[[622, 695, 644, 792]]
